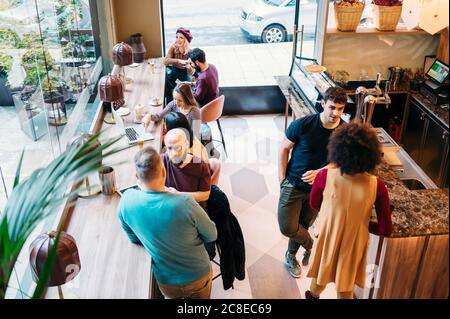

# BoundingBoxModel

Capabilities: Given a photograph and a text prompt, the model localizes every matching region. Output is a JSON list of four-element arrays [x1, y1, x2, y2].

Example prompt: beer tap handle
[[376, 73, 381, 87], [384, 80, 391, 108]]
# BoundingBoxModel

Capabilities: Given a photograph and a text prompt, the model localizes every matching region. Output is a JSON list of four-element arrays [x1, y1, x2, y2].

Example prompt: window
[[161, 0, 296, 87], [0, 0, 102, 298]]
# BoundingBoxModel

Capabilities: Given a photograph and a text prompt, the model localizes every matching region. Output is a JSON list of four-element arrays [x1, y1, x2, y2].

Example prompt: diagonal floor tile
[[230, 168, 268, 204], [248, 254, 301, 299]]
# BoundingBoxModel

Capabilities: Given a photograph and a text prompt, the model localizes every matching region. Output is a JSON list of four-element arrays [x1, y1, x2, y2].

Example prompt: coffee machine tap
[[354, 74, 391, 125]]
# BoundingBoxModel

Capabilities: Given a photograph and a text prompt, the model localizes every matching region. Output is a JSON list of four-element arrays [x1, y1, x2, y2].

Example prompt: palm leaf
[[0, 132, 125, 299], [13, 150, 25, 190]]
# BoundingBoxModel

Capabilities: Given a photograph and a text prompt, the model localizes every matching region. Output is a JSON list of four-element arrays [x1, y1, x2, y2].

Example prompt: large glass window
[[161, 0, 315, 87], [0, 0, 102, 299]]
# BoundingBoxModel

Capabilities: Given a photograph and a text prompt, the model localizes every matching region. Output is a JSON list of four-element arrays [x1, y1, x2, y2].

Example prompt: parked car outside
[[240, 0, 377, 43], [240, 0, 297, 43]]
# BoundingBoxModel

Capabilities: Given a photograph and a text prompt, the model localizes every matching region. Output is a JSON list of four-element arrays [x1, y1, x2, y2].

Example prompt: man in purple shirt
[[186, 48, 219, 107], [163, 128, 211, 208]]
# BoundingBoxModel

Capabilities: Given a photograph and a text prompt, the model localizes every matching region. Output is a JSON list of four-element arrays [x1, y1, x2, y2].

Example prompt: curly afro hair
[[327, 122, 382, 175]]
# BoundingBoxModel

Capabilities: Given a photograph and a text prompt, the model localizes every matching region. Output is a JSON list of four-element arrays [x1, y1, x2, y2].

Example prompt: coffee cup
[[151, 97, 160, 105], [98, 166, 116, 195], [134, 104, 145, 123]]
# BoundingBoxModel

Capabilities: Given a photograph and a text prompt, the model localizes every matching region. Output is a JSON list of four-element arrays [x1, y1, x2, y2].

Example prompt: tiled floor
[[209, 114, 337, 299]]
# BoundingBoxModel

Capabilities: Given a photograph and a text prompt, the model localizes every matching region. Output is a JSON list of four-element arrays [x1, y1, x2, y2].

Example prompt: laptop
[[112, 108, 154, 145]]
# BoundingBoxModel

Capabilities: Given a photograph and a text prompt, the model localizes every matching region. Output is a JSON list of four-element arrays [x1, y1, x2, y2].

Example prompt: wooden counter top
[[44, 59, 165, 299]]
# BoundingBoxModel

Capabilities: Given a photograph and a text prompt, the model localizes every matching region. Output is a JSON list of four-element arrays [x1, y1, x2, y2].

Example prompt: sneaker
[[284, 251, 302, 278], [302, 249, 311, 266], [305, 290, 319, 299]]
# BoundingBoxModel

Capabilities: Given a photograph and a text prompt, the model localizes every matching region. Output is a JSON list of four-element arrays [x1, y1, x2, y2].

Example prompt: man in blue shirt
[[118, 146, 217, 299], [277, 86, 347, 278]]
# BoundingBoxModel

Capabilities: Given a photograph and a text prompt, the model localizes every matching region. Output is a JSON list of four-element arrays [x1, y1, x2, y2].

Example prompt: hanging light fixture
[[112, 42, 134, 85], [98, 74, 128, 122], [29, 231, 81, 299]]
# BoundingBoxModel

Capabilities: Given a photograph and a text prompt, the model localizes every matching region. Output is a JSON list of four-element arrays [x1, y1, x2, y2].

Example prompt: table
[[44, 59, 165, 299]]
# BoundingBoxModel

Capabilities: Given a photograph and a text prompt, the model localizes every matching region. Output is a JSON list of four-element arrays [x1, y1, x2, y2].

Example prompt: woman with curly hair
[[305, 122, 392, 299]]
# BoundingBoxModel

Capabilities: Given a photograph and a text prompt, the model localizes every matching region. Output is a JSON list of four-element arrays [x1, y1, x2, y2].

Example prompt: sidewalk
[[203, 41, 314, 87]]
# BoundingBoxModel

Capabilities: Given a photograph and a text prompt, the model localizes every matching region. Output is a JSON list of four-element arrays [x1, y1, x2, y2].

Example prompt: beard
[[171, 152, 187, 166]]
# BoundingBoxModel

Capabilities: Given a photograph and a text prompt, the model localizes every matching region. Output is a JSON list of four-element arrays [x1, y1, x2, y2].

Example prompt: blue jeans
[[165, 66, 189, 103], [278, 178, 317, 254]]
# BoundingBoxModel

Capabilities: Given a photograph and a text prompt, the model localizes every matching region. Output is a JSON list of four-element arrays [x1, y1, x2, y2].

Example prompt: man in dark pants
[[277, 86, 347, 278]]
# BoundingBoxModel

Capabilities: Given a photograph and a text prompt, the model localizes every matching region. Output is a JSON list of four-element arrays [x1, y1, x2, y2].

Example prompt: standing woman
[[306, 122, 392, 299], [164, 27, 193, 103]]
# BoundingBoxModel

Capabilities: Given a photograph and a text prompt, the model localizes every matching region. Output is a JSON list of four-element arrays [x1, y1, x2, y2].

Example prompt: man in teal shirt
[[118, 146, 217, 299]]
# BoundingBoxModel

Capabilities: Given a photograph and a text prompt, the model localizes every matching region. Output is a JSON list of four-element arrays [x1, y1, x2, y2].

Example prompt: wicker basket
[[372, 4, 402, 31], [334, 1, 365, 32]]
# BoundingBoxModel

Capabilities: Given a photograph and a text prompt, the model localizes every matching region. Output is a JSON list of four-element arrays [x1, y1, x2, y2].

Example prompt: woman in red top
[[306, 122, 393, 299]]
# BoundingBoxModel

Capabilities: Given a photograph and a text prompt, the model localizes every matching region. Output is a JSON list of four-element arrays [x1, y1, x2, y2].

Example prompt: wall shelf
[[326, 26, 431, 36]]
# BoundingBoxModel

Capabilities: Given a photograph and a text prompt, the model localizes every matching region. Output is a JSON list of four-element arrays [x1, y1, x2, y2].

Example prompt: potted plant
[[0, 133, 124, 299], [21, 47, 55, 88], [372, 0, 403, 31], [334, 0, 366, 32], [0, 53, 14, 106]]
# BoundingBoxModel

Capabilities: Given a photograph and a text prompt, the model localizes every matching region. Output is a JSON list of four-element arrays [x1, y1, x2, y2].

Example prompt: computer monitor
[[425, 59, 449, 84]]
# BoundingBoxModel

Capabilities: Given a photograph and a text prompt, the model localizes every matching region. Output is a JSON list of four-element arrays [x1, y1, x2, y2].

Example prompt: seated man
[[163, 128, 211, 209], [186, 48, 219, 107], [118, 146, 217, 299]]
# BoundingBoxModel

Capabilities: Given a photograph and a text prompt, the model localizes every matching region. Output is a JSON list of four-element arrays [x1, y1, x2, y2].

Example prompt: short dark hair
[[327, 122, 382, 175], [323, 86, 347, 105], [134, 147, 161, 182], [188, 48, 206, 63], [165, 112, 193, 148]]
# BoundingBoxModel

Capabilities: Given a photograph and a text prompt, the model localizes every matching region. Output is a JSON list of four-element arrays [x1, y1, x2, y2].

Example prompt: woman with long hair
[[164, 27, 193, 102], [143, 83, 201, 139], [305, 122, 392, 299]]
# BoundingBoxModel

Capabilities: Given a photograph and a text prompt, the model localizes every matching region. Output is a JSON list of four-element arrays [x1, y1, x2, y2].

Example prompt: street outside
[[162, 0, 317, 49], [162, 0, 317, 87]]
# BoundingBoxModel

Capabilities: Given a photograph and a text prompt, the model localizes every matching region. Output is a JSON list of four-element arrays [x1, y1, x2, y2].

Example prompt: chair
[[200, 95, 227, 156]]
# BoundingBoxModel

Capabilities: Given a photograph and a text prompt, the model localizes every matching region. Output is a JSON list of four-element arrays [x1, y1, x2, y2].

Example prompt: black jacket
[[206, 185, 245, 290]]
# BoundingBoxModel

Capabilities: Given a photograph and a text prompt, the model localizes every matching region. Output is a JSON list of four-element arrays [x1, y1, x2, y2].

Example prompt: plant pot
[[334, 1, 365, 32], [129, 33, 147, 63], [372, 4, 402, 31], [0, 77, 14, 106]]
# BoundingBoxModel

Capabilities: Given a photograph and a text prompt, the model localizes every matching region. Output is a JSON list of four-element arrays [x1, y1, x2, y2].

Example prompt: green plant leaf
[[13, 150, 24, 190], [1, 133, 124, 299]]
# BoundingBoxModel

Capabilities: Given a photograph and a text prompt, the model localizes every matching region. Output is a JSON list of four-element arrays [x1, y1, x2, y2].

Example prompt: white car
[[240, 0, 376, 43], [240, 0, 297, 43]]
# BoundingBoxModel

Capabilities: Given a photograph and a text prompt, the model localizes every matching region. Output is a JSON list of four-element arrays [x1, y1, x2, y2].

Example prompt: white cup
[[135, 104, 145, 122]]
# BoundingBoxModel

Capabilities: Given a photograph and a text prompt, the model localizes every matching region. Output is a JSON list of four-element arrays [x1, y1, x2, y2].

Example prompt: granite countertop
[[275, 75, 449, 238], [410, 92, 449, 128], [376, 162, 449, 238]]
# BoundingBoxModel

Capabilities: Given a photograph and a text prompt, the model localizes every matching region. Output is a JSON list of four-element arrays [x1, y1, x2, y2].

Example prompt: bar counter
[[44, 59, 165, 298]]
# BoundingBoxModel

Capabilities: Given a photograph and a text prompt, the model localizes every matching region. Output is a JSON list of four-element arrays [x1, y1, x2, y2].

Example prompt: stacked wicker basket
[[334, 0, 366, 32]]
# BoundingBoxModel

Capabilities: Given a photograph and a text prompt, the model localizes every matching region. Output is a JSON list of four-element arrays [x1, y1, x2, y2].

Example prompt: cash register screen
[[426, 59, 449, 84]]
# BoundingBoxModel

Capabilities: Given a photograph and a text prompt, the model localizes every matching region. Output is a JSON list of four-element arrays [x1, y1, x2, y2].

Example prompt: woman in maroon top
[[306, 122, 392, 299]]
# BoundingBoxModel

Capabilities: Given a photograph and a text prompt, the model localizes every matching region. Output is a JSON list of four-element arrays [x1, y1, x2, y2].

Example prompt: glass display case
[[13, 94, 49, 141], [290, 57, 336, 111]]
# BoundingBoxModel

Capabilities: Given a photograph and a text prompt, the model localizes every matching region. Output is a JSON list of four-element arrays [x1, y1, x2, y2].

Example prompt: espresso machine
[[354, 73, 391, 125]]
